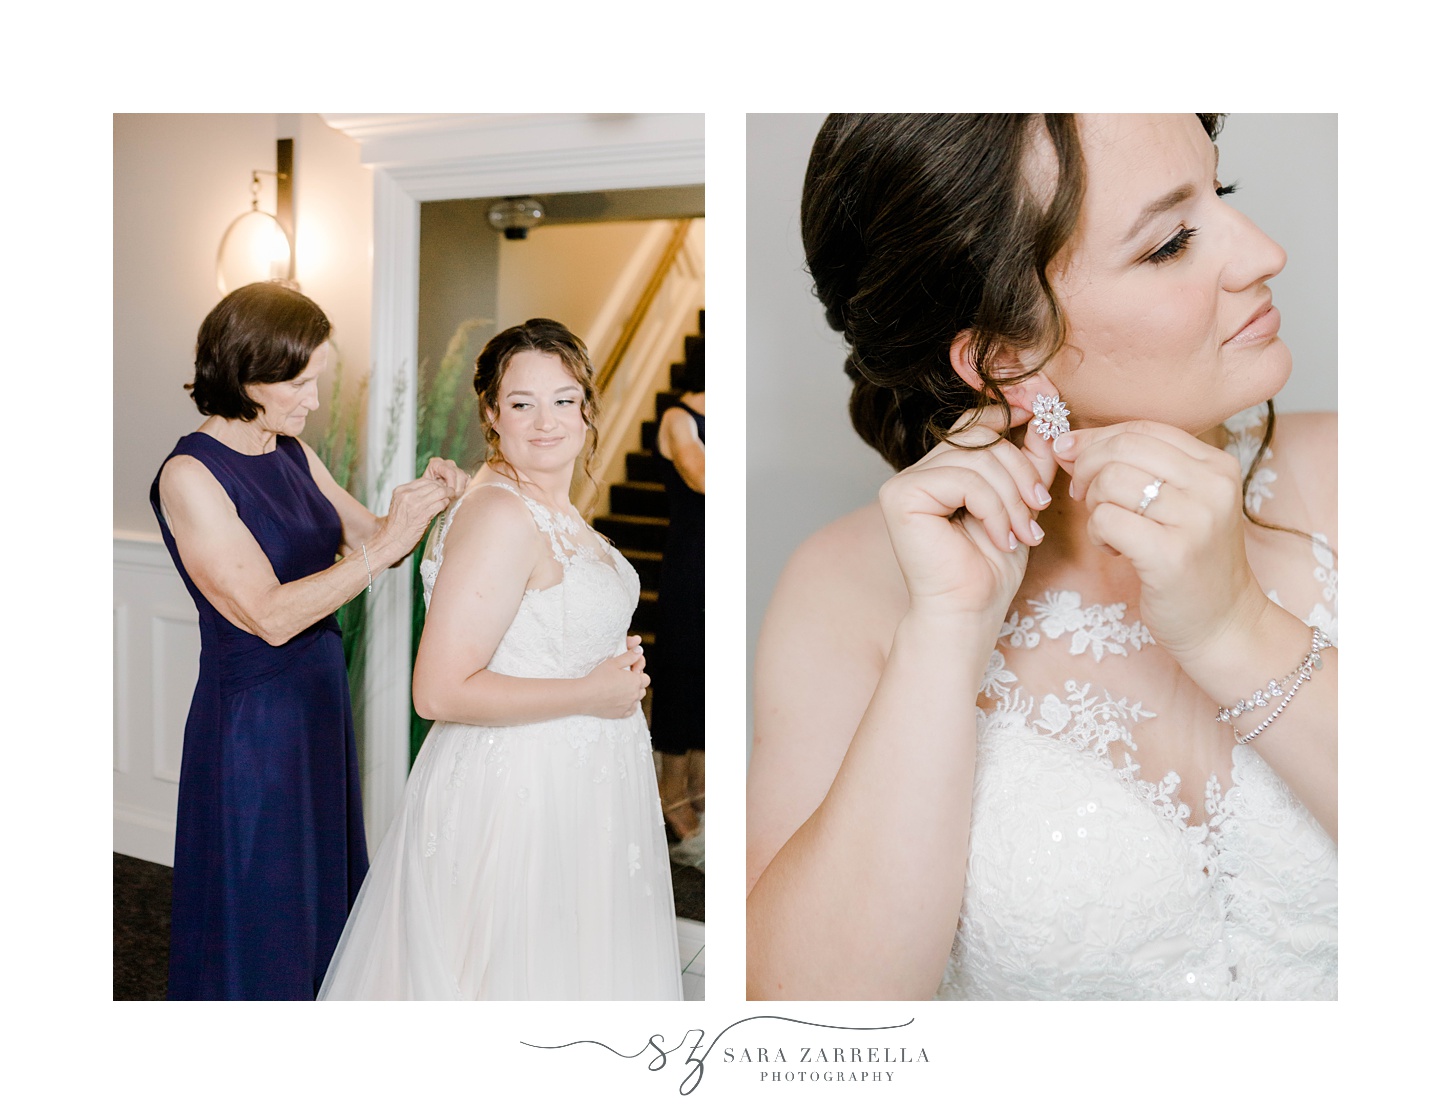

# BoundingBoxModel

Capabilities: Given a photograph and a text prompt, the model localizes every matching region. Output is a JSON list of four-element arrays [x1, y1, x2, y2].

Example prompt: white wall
[[496, 220, 664, 342], [113, 114, 374, 538], [113, 114, 282, 537], [746, 113, 1340, 750], [287, 112, 375, 446]]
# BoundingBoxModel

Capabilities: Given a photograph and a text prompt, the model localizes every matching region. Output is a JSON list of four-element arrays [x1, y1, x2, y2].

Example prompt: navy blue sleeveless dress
[[149, 432, 368, 999], [649, 404, 705, 755]]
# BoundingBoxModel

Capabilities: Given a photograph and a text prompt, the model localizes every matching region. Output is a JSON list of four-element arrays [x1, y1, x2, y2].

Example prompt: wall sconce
[[216, 138, 296, 293], [488, 196, 545, 240]]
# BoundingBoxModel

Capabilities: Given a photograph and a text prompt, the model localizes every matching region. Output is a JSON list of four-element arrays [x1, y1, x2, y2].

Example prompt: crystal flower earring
[[1031, 394, 1070, 442]]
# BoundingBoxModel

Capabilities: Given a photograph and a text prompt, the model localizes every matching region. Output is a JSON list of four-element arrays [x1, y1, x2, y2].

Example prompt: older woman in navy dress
[[150, 283, 466, 999]]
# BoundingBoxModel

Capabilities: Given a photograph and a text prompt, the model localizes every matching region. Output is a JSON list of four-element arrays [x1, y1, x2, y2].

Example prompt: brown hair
[[473, 318, 601, 505], [186, 282, 332, 421], [802, 113, 1237, 470]]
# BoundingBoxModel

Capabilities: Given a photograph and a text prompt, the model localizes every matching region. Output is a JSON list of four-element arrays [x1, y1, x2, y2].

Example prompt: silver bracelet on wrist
[[1215, 625, 1330, 744], [362, 543, 374, 594]]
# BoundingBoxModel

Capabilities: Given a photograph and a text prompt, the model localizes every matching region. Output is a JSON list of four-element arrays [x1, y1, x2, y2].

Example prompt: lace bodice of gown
[[935, 406, 1338, 1000], [419, 480, 640, 681]]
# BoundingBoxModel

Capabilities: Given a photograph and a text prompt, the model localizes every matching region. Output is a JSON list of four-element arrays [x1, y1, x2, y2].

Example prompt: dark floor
[[113, 853, 173, 1000], [666, 829, 706, 923], [114, 849, 704, 1001]]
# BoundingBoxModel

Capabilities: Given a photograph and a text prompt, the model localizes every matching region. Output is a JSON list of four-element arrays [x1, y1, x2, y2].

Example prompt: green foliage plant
[[410, 318, 493, 761]]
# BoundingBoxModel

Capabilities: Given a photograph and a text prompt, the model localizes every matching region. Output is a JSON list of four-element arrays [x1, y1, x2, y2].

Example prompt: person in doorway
[[651, 354, 706, 851]]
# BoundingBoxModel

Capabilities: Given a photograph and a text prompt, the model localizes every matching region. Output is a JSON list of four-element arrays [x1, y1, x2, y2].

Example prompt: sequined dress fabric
[[934, 407, 1337, 1000], [319, 481, 681, 1000]]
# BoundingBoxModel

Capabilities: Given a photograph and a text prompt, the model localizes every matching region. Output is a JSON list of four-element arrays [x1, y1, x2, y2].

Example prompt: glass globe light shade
[[216, 208, 294, 294], [488, 197, 545, 240]]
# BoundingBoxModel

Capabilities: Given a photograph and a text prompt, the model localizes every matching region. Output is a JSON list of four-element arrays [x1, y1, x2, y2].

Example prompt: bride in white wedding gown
[[320, 319, 681, 1000], [748, 115, 1336, 1000]]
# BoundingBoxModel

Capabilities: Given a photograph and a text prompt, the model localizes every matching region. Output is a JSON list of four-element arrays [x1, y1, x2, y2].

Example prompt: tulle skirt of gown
[[318, 707, 682, 1000]]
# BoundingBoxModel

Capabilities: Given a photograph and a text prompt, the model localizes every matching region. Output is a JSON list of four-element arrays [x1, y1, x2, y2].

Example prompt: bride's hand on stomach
[[879, 405, 1057, 634], [582, 635, 649, 719], [1051, 420, 1264, 667]]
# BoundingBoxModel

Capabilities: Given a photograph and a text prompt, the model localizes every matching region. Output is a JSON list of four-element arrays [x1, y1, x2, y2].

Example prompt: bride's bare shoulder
[[1274, 410, 1336, 464], [772, 502, 905, 618], [1271, 410, 1336, 534]]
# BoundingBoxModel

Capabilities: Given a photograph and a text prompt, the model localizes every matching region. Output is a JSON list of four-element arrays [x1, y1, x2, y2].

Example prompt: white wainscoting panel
[[149, 612, 198, 784], [114, 534, 196, 866]]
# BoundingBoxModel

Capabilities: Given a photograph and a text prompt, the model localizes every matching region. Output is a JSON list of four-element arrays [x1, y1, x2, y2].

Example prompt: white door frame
[[322, 114, 705, 845]]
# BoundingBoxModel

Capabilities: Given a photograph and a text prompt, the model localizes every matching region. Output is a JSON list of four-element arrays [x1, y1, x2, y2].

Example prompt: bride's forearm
[[413, 669, 599, 727], [1179, 598, 1338, 839], [747, 609, 997, 1000]]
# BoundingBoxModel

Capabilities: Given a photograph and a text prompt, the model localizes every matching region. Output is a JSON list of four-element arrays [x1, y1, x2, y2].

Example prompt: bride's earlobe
[[1001, 375, 1066, 434], [948, 330, 988, 391], [950, 333, 1056, 431]]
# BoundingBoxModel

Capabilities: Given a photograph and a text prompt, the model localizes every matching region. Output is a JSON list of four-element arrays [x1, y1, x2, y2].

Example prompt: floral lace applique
[[1034, 680, 1156, 762], [1001, 591, 1154, 662], [446, 739, 477, 790], [1266, 532, 1338, 646], [1311, 533, 1337, 608], [480, 481, 611, 574]]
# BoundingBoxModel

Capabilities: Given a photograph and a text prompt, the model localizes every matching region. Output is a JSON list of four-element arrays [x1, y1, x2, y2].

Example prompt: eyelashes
[[1148, 226, 1197, 264], [510, 398, 581, 410], [1146, 181, 1241, 264]]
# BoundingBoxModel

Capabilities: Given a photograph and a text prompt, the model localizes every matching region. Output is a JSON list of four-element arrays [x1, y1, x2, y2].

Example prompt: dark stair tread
[[626, 451, 663, 482], [595, 513, 670, 527]]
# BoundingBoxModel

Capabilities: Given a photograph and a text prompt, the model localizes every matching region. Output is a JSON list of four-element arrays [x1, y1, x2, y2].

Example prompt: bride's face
[[489, 349, 588, 470], [1040, 114, 1290, 435]]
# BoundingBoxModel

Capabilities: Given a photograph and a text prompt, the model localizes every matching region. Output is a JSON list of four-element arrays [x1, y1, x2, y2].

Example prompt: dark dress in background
[[649, 403, 705, 755], [149, 432, 368, 999]]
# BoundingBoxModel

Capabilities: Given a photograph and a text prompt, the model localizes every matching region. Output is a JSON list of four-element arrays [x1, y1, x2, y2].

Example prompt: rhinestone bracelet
[[1215, 626, 1331, 745]]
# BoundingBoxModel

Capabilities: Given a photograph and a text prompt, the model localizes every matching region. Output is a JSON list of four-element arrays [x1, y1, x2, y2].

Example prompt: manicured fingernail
[[1007, 533, 1018, 551], [1068, 480, 1078, 499], [1054, 433, 1076, 454], [1034, 484, 1051, 506], [1029, 520, 1044, 543]]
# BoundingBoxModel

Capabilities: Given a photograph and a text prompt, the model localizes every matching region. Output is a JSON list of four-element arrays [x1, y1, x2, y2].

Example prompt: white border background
[[10, 4, 1435, 1110]]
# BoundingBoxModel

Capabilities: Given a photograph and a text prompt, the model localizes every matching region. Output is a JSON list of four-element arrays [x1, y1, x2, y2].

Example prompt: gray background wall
[[746, 113, 1338, 747]]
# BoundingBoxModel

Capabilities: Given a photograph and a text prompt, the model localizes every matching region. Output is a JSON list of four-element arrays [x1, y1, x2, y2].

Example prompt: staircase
[[593, 308, 704, 651]]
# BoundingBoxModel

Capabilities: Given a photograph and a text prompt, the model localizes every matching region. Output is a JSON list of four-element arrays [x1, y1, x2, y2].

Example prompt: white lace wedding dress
[[318, 481, 682, 1000], [935, 407, 1337, 1000]]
